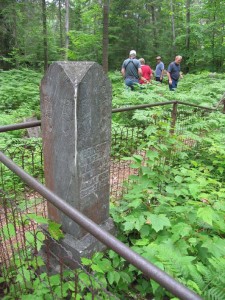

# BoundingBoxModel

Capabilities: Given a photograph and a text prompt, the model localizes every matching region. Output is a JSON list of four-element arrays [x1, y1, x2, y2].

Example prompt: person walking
[[167, 55, 183, 91], [139, 58, 153, 84], [155, 56, 164, 83], [121, 50, 142, 90]]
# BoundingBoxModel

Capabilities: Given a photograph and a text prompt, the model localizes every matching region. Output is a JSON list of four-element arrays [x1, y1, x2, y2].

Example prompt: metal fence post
[[170, 101, 178, 134]]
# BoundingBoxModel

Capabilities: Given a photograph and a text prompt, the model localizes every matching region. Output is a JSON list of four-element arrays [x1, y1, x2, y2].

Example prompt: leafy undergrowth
[[107, 112, 225, 299], [110, 71, 225, 109], [1, 69, 225, 299], [0, 69, 42, 139]]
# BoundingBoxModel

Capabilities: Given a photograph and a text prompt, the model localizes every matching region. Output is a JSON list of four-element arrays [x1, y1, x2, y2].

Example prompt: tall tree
[[102, 0, 109, 73], [58, 0, 63, 49], [1, 0, 225, 72], [169, 0, 176, 56], [185, 0, 191, 72], [42, 0, 48, 71], [65, 0, 69, 60]]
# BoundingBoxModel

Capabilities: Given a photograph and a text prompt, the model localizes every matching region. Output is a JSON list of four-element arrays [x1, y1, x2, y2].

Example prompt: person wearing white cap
[[121, 50, 142, 90]]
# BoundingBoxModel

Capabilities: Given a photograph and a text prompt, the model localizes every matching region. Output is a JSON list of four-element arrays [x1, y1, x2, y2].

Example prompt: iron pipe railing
[[0, 120, 41, 133], [174, 101, 216, 110], [0, 150, 202, 300], [0, 100, 221, 134], [111, 101, 177, 112]]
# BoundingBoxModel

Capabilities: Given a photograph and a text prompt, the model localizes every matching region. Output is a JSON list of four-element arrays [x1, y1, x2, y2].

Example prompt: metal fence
[[1, 100, 224, 300]]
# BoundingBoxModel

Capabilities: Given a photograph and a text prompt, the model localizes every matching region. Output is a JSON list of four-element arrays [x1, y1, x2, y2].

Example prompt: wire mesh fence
[[1, 101, 222, 299], [0, 189, 120, 299]]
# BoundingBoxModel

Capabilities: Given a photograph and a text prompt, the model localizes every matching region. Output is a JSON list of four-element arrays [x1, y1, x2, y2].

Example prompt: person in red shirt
[[139, 58, 153, 84]]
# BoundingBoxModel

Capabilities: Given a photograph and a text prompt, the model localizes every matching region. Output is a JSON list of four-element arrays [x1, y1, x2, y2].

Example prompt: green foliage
[[0, 215, 65, 299], [1, 70, 225, 299], [0, 69, 42, 140], [0, 138, 43, 197], [1, 0, 225, 72], [109, 112, 225, 299], [68, 2, 102, 63], [0, 213, 117, 299], [111, 70, 225, 108]]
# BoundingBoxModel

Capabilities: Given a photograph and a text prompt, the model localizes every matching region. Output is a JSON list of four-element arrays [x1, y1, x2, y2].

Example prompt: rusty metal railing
[[0, 151, 202, 300], [1, 100, 223, 299], [0, 100, 223, 134]]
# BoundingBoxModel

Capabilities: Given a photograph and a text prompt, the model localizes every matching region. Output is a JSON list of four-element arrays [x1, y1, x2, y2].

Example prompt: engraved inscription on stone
[[79, 142, 110, 199]]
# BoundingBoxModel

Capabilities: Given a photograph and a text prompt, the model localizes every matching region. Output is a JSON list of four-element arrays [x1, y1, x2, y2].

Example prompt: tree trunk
[[58, 0, 63, 49], [150, 3, 158, 56], [185, 0, 191, 72], [102, 0, 109, 73], [170, 0, 176, 56], [42, 0, 48, 71], [65, 0, 69, 60]]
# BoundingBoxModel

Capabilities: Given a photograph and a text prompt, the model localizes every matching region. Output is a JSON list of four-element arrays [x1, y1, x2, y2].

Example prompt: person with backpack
[[167, 55, 183, 91], [121, 50, 142, 90]]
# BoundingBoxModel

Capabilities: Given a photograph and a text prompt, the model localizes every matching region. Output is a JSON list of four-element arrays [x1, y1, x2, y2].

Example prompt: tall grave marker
[[40, 62, 113, 258]]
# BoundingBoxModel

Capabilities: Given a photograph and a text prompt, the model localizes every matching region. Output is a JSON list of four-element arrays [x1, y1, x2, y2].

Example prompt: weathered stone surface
[[40, 62, 112, 239], [24, 117, 41, 138]]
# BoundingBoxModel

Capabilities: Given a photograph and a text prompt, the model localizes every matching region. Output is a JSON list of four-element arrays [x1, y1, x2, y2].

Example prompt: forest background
[[1, 1, 225, 299], [1, 0, 225, 74]]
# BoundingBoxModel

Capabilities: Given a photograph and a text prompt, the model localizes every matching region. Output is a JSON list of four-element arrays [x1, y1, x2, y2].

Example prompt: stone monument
[[40, 61, 114, 260]]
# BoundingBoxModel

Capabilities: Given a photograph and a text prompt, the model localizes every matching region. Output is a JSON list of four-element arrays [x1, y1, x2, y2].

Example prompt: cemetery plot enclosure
[[1, 101, 224, 299]]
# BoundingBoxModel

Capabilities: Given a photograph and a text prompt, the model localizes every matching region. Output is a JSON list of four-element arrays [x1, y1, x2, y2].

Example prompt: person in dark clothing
[[167, 55, 183, 91], [121, 50, 142, 90]]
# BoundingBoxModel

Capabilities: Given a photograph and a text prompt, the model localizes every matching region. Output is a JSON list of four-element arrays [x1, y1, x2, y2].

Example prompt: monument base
[[39, 217, 115, 274]]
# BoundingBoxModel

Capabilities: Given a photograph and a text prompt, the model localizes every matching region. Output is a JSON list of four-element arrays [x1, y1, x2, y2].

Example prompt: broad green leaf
[[146, 151, 159, 159], [128, 198, 142, 208], [174, 175, 183, 183], [134, 215, 146, 231], [166, 185, 175, 194], [1, 223, 16, 239], [197, 207, 214, 226], [91, 263, 104, 273], [133, 154, 143, 161], [151, 279, 160, 294], [188, 184, 200, 198], [49, 274, 61, 286], [25, 231, 45, 251], [145, 127, 156, 136], [171, 222, 192, 241], [130, 163, 141, 168], [148, 214, 171, 232], [121, 157, 134, 161], [120, 271, 132, 283], [140, 224, 151, 237], [81, 257, 92, 266], [26, 214, 48, 224], [124, 221, 135, 232], [201, 237, 225, 257], [48, 221, 64, 240], [135, 238, 150, 246], [107, 271, 120, 285], [99, 258, 112, 271]]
